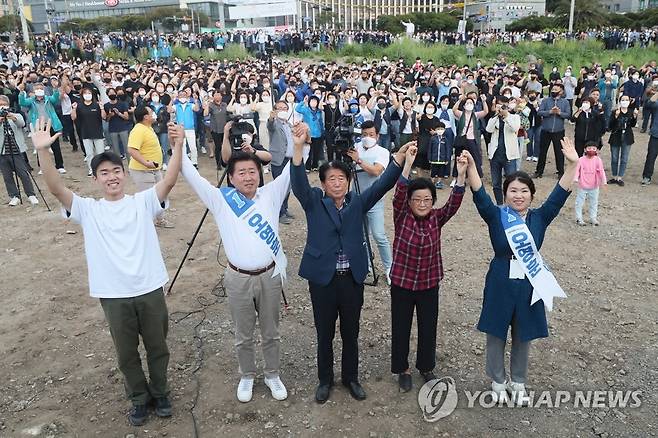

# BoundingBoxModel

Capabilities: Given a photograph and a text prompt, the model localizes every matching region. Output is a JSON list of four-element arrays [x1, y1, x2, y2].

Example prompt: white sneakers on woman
[[491, 381, 509, 403], [491, 381, 530, 406], [237, 376, 288, 402]]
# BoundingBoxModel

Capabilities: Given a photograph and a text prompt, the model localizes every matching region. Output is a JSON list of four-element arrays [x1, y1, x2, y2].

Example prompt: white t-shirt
[[63, 187, 169, 298], [354, 142, 390, 203], [181, 152, 291, 271]]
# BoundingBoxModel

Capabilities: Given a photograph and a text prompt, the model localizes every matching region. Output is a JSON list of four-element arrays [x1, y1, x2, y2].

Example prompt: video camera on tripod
[[227, 113, 255, 150], [332, 114, 362, 159]]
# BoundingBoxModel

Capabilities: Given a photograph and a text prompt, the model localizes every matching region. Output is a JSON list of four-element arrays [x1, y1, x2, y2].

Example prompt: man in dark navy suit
[[290, 123, 417, 403]]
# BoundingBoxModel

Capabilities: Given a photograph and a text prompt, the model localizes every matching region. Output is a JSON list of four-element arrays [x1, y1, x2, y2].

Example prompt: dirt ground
[[1, 124, 657, 438]]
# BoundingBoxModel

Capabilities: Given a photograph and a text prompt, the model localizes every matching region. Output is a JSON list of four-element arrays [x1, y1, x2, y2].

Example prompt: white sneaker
[[526, 157, 532, 161], [506, 381, 530, 406], [201, 146, 207, 154], [87, 169, 93, 177], [264, 376, 288, 401], [37, 170, 43, 175], [162, 163, 168, 171], [385, 271, 391, 286], [532, 157, 538, 162], [8, 197, 20, 206], [450, 179, 456, 188], [104, 145, 110, 151], [58, 168, 67, 174], [236, 377, 254, 402], [28, 195, 39, 205], [32, 149, 37, 155], [263, 167, 270, 174], [491, 381, 509, 404]]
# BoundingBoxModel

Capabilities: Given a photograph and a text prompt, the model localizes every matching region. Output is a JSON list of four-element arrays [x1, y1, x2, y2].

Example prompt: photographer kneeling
[[0, 96, 38, 206], [291, 123, 417, 404]]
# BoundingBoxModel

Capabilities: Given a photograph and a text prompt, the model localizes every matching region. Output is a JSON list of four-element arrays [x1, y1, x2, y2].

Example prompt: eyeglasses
[[410, 198, 433, 206]]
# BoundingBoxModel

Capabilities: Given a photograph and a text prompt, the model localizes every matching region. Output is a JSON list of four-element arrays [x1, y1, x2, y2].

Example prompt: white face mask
[[83, 94, 92, 101], [565, 71, 572, 77], [620, 100, 630, 108], [240, 97, 248, 104], [508, 103, 517, 110], [653, 80, 658, 86], [587, 75, 595, 81], [151, 95, 160, 103], [241, 133, 252, 145], [362, 136, 377, 148], [262, 95, 271, 102], [138, 90, 146, 96], [422, 95, 430, 102], [633, 75, 640, 80], [440, 103, 449, 110], [179, 98, 188, 104], [286, 96, 295, 103], [436, 129, 445, 136], [35, 89, 45, 97], [277, 111, 288, 120], [464, 103, 474, 111], [327, 98, 337, 105], [581, 102, 591, 111]]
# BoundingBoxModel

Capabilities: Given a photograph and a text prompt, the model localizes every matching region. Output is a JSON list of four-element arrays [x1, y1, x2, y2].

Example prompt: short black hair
[[319, 160, 351, 183], [503, 171, 536, 200], [91, 151, 124, 177], [407, 177, 437, 204], [361, 120, 376, 131], [227, 151, 262, 176], [134, 105, 150, 123], [584, 141, 599, 148]]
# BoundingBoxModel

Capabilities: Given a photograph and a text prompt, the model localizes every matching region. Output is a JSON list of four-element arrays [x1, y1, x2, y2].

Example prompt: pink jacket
[[574, 155, 607, 190]]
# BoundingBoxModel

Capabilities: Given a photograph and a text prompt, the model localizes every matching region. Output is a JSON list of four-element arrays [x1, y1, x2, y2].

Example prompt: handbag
[[454, 113, 473, 149]]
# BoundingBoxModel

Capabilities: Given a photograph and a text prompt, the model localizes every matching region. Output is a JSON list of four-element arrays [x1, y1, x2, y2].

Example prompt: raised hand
[[456, 153, 468, 175], [561, 137, 579, 164], [30, 118, 61, 150]]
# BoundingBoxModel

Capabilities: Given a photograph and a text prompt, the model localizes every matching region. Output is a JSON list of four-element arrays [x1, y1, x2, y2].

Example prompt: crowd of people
[[3, 43, 658, 427]]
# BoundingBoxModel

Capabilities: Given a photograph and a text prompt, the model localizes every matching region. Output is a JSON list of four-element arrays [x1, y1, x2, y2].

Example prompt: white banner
[[229, 1, 296, 19]]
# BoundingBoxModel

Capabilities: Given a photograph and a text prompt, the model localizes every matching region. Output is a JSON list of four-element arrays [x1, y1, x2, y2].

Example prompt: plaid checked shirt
[[390, 177, 465, 291]]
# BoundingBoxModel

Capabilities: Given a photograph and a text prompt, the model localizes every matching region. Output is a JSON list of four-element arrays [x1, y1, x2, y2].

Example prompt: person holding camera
[[127, 106, 172, 228], [35, 116, 186, 427], [180, 122, 305, 405], [291, 125, 415, 404], [0, 95, 38, 206], [345, 120, 394, 284], [486, 96, 522, 205], [220, 119, 272, 169]]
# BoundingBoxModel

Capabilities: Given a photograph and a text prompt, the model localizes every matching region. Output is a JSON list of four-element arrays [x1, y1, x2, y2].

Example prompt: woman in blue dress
[[462, 137, 579, 406]]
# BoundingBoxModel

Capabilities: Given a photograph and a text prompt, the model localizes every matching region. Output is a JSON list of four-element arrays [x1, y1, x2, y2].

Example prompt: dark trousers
[[325, 132, 337, 162], [0, 153, 35, 197], [453, 139, 483, 177], [100, 288, 170, 405], [642, 103, 654, 131], [211, 131, 224, 169], [535, 130, 565, 176], [61, 114, 79, 152], [305, 136, 325, 170], [309, 272, 364, 385], [390, 284, 439, 374], [36, 128, 64, 170], [643, 136, 658, 180], [270, 157, 290, 216], [490, 155, 518, 205]]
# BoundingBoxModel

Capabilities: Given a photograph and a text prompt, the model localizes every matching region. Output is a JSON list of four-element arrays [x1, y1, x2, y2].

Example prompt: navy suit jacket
[[291, 160, 402, 286]]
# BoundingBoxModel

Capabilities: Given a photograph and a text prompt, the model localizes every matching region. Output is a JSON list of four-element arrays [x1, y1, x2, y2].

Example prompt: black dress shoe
[[398, 373, 412, 392], [343, 381, 367, 401], [153, 396, 172, 417], [532, 173, 543, 179], [315, 383, 332, 404], [420, 371, 437, 383], [128, 404, 148, 426], [618, 180, 625, 187]]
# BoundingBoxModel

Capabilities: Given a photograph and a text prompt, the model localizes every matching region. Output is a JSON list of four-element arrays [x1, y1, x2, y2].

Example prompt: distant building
[[600, 0, 658, 13], [464, 0, 546, 32]]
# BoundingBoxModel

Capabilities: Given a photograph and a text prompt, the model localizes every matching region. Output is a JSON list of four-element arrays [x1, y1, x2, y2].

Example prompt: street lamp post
[[568, 0, 575, 34]]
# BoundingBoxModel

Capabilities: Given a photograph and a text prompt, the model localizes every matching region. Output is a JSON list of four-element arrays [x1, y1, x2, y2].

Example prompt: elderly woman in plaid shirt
[[389, 149, 469, 392]]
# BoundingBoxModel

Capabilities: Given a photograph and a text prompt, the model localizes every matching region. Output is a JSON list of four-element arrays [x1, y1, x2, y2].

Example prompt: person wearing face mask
[[71, 87, 106, 177], [464, 138, 579, 406], [576, 69, 598, 107], [254, 91, 274, 150], [415, 92, 433, 114], [149, 91, 171, 169], [597, 68, 619, 128], [619, 70, 643, 112], [171, 90, 201, 167], [486, 96, 522, 205], [368, 94, 397, 150], [574, 143, 607, 226], [428, 121, 455, 189], [452, 95, 488, 178], [641, 87, 658, 185], [436, 95, 457, 137], [204, 90, 229, 170], [571, 97, 605, 157], [323, 92, 342, 161], [641, 75, 658, 133], [104, 87, 133, 162], [296, 95, 325, 171], [416, 101, 441, 179], [562, 69, 577, 109], [19, 82, 67, 173], [533, 84, 571, 179], [291, 124, 414, 404], [344, 120, 394, 284], [607, 95, 637, 186], [390, 145, 466, 393]]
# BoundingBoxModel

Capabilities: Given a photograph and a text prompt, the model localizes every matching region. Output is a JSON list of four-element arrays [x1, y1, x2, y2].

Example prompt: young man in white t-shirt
[[34, 117, 185, 427], [345, 120, 393, 284]]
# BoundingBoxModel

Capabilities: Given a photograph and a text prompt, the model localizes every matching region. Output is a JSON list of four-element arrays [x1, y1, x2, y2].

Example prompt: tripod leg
[[28, 169, 51, 211], [351, 166, 379, 286]]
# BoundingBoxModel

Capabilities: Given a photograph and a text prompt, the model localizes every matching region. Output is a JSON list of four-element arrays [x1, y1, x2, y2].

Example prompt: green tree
[[0, 15, 33, 33], [316, 11, 339, 29], [376, 12, 459, 34], [505, 15, 557, 32], [553, 0, 608, 30]]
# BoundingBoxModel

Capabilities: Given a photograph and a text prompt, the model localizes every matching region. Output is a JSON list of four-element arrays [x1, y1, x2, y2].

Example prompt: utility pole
[[15, 0, 30, 45], [217, 0, 225, 29], [43, 0, 52, 34], [568, 0, 575, 34]]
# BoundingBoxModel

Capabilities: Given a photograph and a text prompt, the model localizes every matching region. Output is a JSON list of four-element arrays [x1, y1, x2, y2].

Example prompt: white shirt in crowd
[[354, 140, 390, 196], [180, 152, 291, 271], [64, 187, 169, 298]]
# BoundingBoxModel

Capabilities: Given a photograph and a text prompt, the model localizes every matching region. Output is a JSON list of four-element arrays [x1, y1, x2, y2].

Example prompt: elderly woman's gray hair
[[0, 95, 10, 105]]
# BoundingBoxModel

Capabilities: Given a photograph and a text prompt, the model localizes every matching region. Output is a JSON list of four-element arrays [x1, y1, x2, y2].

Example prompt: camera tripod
[[1, 117, 51, 211]]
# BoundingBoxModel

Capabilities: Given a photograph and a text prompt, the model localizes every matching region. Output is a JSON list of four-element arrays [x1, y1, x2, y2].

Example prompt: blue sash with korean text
[[500, 206, 566, 311], [220, 187, 287, 281]]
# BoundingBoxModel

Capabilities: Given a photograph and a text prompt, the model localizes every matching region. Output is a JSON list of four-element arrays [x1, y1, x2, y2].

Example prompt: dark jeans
[[36, 128, 64, 170], [61, 114, 79, 152], [0, 153, 35, 197], [453, 139, 483, 177], [642, 103, 654, 131], [643, 136, 658, 180], [100, 288, 170, 405], [271, 157, 290, 216], [325, 132, 337, 162], [390, 284, 439, 374], [490, 155, 518, 205], [211, 131, 224, 169], [526, 126, 541, 158], [309, 272, 364, 385], [305, 136, 325, 170], [535, 130, 565, 176]]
